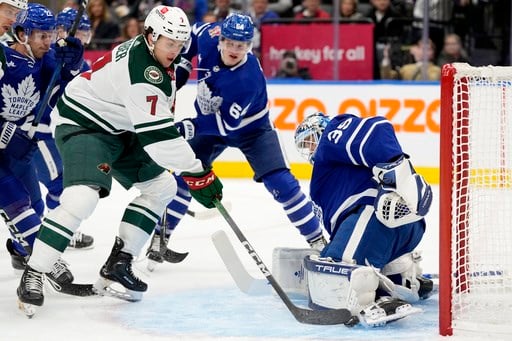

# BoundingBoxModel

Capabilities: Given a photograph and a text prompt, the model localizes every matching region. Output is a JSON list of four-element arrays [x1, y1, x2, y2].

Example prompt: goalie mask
[[294, 112, 330, 164]]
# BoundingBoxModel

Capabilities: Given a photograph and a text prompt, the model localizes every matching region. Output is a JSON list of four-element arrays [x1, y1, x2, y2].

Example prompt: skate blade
[[93, 278, 143, 302], [18, 299, 37, 319]]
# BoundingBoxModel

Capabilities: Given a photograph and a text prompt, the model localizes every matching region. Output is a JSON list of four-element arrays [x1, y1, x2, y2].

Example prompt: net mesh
[[451, 64, 512, 332]]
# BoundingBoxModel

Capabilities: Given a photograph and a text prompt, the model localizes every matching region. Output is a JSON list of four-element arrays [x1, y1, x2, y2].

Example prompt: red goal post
[[440, 63, 512, 337]]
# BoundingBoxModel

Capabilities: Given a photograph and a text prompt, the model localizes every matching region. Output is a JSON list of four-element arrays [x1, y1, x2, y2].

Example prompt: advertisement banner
[[260, 23, 374, 80], [175, 82, 441, 182]]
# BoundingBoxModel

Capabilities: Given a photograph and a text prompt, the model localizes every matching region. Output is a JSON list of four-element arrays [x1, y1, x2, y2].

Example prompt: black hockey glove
[[181, 168, 223, 208], [0, 122, 37, 163]]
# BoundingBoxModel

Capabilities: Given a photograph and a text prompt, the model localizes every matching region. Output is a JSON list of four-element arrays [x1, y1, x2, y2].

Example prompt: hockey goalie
[[273, 112, 435, 327]]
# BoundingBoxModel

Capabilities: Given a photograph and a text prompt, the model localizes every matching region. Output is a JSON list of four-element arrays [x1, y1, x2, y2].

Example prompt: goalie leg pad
[[305, 255, 379, 315], [380, 251, 433, 301], [272, 247, 319, 298]]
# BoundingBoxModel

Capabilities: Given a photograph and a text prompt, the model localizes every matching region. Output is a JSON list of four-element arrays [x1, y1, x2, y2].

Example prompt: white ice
[[0, 179, 484, 340]]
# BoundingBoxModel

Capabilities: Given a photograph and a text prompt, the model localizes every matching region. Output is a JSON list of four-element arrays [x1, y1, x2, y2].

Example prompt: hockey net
[[439, 63, 512, 336]]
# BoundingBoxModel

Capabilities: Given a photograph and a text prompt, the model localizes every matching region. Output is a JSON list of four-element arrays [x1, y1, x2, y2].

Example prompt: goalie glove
[[372, 155, 432, 227], [181, 168, 223, 208]]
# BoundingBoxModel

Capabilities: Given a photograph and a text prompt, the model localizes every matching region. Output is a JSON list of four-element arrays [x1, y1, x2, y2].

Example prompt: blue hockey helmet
[[294, 112, 331, 164], [56, 7, 91, 32], [220, 13, 254, 42], [13, 3, 55, 36]]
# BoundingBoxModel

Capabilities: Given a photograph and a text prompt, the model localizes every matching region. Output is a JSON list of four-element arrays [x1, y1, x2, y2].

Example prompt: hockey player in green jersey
[[17, 5, 223, 316]]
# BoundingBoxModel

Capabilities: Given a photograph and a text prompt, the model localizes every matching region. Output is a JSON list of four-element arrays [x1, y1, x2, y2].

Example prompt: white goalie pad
[[272, 247, 319, 298], [304, 255, 379, 315], [378, 251, 424, 302]]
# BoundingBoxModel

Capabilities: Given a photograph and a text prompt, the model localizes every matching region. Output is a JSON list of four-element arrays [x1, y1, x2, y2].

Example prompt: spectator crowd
[[58, 0, 511, 80]]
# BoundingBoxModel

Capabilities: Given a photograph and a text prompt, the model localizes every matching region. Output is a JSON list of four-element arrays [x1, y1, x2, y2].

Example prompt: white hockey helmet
[[0, 0, 28, 10], [144, 5, 191, 44]]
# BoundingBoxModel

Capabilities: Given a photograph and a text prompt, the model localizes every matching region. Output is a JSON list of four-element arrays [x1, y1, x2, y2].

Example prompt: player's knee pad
[[272, 247, 320, 297], [305, 255, 379, 315], [262, 169, 300, 203], [134, 171, 177, 215], [59, 185, 100, 220]]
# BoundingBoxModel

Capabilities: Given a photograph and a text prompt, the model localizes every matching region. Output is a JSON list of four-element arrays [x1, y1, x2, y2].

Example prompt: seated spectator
[[113, 16, 142, 46], [268, 0, 293, 17], [250, 0, 280, 59], [339, 0, 365, 20], [437, 33, 469, 66], [87, 0, 120, 50], [381, 38, 441, 81], [365, 0, 404, 79], [202, 11, 218, 23], [212, 0, 238, 21], [294, 0, 331, 19], [275, 50, 312, 79]]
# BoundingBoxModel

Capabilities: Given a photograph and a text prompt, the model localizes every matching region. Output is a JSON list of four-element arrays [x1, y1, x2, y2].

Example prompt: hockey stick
[[186, 201, 232, 220], [159, 213, 188, 263], [213, 199, 353, 325], [212, 230, 269, 295], [28, 0, 88, 139]]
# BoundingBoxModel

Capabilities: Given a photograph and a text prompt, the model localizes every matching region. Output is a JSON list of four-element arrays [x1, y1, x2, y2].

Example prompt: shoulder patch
[[144, 66, 163, 84]]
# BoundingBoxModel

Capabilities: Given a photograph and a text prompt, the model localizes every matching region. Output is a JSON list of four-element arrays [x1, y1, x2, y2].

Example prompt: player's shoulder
[[122, 37, 174, 96], [194, 21, 221, 38]]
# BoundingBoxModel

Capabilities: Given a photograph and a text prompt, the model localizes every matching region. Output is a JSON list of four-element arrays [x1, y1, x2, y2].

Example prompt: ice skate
[[6, 239, 28, 271], [358, 297, 422, 327], [45, 257, 74, 292], [68, 230, 94, 249], [94, 236, 147, 302], [17, 265, 44, 318], [146, 232, 164, 272]]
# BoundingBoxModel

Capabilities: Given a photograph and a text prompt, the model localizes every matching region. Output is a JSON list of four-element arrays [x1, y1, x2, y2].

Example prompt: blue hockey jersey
[[0, 44, 68, 131], [311, 114, 404, 235], [178, 22, 270, 136]]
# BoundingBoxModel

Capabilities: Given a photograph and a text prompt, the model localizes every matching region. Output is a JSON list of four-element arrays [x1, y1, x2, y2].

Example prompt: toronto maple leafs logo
[[1, 75, 39, 121], [197, 80, 223, 115]]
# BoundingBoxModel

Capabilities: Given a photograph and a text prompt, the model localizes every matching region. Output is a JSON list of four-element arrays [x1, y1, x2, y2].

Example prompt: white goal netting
[[449, 63, 512, 335]]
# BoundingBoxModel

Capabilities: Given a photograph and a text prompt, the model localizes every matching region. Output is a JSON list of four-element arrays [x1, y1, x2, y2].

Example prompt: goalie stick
[[212, 230, 269, 295], [213, 199, 354, 326]]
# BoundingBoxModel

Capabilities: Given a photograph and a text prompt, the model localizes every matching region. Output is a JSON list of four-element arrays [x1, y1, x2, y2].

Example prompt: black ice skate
[[17, 265, 44, 318], [94, 236, 147, 302], [358, 297, 422, 327], [6, 239, 28, 271], [68, 230, 94, 249]]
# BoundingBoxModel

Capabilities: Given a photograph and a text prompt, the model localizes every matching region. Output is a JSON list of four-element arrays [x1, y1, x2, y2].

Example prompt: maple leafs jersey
[[310, 114, 404, 235], [55, 36, 202, 174], [178, 22, 270, 136], [0, 45, 45, 126]]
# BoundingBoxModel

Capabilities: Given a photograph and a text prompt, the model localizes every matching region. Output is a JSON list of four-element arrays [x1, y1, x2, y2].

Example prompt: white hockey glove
[[174, 119, 195, 140], [372, 155, 432, 227]]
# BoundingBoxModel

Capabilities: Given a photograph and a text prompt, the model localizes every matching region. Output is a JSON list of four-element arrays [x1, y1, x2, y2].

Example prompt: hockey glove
[[181, 168, 223, 208], [174, 119, 195, 140], [0, 122, 37, 163], [55, 37, 84, 72]]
